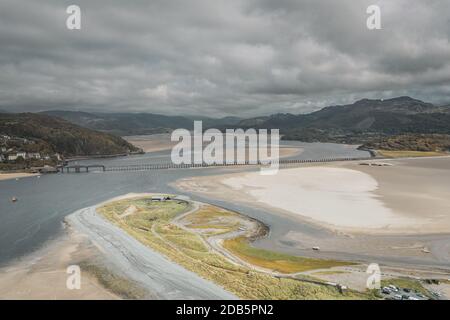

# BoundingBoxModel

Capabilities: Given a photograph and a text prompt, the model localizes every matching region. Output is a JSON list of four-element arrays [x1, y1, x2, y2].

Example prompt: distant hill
[[186, 115, 243, 128], [41, 111, 242, 136], [0, 113, 139, 157], [235, 97, 450, 143]]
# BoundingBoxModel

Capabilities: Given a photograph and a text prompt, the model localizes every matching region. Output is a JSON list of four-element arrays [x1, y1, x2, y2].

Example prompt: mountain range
[[41, 111, 242, 136], [235, 96, 450, 143], [39, 97, 450, 144]]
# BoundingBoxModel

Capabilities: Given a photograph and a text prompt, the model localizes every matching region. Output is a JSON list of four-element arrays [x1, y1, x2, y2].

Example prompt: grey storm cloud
[[0, 0, 449, 117]]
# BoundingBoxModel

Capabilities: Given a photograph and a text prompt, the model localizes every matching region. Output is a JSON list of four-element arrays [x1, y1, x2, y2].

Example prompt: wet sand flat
[[221, 167, 418, 232], [125, 133, 302, 158], [124, 134, 176, 153], [0, 230, 119, 299], [176, 157, 450, 235], [345, 157, 450, 227]]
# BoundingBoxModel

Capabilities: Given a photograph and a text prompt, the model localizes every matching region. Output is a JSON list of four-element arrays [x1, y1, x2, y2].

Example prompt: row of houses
[[0, 151, 62, 162]]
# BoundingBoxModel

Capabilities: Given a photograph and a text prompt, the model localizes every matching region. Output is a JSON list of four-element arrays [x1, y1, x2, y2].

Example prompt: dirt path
[[173, 204, 308, 277]]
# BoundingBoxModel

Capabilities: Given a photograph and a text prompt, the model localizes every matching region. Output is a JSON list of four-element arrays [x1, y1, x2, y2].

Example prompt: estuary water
[[0, 142, 369, 266]]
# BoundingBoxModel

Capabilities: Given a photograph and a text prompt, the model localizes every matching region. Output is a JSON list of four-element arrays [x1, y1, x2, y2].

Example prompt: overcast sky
[[1, 0, 449, 117]]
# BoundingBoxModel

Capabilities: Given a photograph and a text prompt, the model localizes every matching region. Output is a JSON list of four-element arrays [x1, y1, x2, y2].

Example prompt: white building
[[27, 152, 41, 159], [16, 152, 27, 159], [8, 154, 18, 161]]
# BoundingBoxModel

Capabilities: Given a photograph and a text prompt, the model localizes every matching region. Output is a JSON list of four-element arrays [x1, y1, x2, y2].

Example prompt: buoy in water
[[11, 197, 18, 202]]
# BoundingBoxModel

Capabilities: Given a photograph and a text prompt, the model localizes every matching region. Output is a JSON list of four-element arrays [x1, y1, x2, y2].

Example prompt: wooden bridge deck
[[62, 164, 106, 173]]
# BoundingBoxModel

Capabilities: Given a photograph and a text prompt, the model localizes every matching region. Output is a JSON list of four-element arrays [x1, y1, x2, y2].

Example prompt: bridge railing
[[100, 156, 371, 172]]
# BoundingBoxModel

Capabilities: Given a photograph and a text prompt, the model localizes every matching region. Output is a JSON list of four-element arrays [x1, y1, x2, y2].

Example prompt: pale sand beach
[[221, 167, 419, 231], [176, 157, 450, 235], [0, 172, 38, 181], [124, 134, 176, 153], [125, 133, 302, 158]]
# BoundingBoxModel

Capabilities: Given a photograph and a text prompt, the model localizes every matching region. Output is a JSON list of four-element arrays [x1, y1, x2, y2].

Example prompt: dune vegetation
[[98, 196, 373, 300], [377, 150, 447, 158], [223, 237, 353, 274]]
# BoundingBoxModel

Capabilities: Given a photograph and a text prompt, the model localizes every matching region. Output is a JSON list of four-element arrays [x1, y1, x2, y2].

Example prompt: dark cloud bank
[[1, 0, 449, 117]]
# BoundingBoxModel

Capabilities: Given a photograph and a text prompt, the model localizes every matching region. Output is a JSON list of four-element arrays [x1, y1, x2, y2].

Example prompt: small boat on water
[[11, 197, 18, 203]]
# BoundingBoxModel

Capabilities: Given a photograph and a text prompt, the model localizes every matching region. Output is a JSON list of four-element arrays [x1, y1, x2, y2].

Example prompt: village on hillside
[[0, 134, 62, 173]]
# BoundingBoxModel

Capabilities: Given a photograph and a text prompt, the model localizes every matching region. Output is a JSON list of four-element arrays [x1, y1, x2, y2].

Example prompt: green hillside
[[0, 113, 139, 157]]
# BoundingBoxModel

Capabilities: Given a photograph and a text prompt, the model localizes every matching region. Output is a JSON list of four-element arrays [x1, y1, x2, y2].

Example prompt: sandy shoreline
[[175, 157, 450, 235], [124, 134, 176, 153], [124, 133, 302, 159], [0, 172, 38, 181]]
